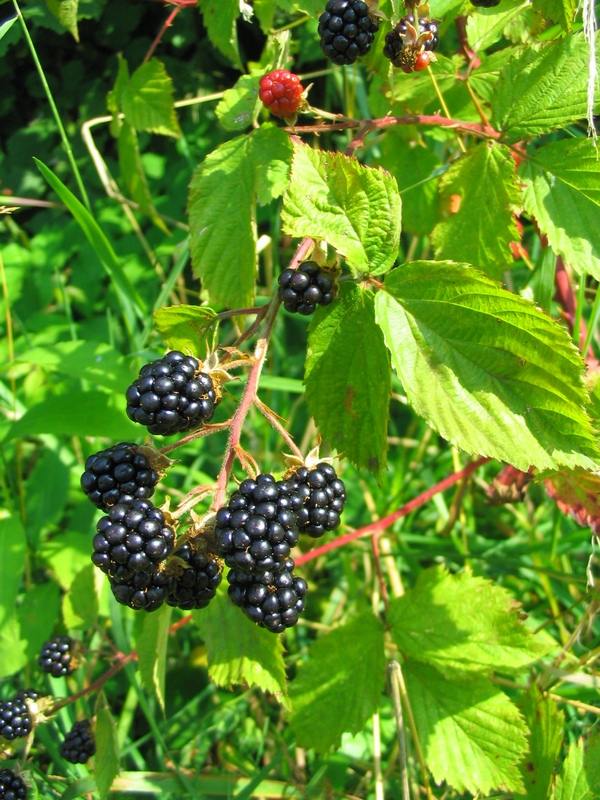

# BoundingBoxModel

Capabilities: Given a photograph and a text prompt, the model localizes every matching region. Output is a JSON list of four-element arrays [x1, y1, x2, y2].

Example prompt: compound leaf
[[375, 261, 599, 472], [121, 58, 180, 137], [282, 141, 401, 276], [305, 283, 390, 475], [405, 662, 528, 794], [433, 142, 520, 279], [520, 138, 600, 281], [289, 612, 386, 752]]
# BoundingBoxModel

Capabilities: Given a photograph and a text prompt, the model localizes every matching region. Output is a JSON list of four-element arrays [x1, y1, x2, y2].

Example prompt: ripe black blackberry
[[288, 462, 347, 538], [80, 442, 159, 510], [228, 561, 308, 633], [383, 13, 439, 67], [109, 565, 172, 612], [470, 0, 500, 5], [318, 0, 379, 65], [0, 696, 32, 741], [92, 499, 175, 579], [166, 542, 222, 610], [38, 637, 75, 678], [279, 262, 335, 315], [126, 351, 218, 436], [0, 769, 27, 800], [60, 719, 96, 764], [215, 474, 301, 574]]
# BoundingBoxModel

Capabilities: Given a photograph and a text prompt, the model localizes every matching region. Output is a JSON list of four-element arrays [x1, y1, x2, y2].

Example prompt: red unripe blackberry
[[259, 70, 304, 118], [228, 561, 308, 633], [38, 637, 75, 678], [81, 442, 158, 510], [92, 499, 175, 579], [0, 697, 32, 741], [318, 0, 379, 65], [126, 351, 217, 437], [109, 565, 172, 612], [0, 769, 27, 800], [278, 262, 336, 316], [166, 542, 222, 610], [60, 719, 96, 764], [288, 462, 347, 539]]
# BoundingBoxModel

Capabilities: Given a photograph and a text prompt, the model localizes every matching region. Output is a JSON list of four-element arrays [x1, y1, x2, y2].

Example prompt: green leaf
[[432, 142, 520, 279], [62, 565, 100, 631], [519, 138, 600, 281], [531, 0, 576, 30], [199, 0, 242, 68], [281, 141, 402, 276], [137, 604, 172, 714], [216, 73, 261, 131], [188, 136, 256, 309], [121, 59, 180, 137], [389, 567, 548, 675], [0, 517, 27, 630], [118, 121, 168, 232], [25, 448, 70, 548], [154, 305, 218, 354], [289, 612, 386, 752], [95, 693, 120, 800], [466, 0, 529, 52], [6, 391, 139, 442], [404, 662, 528, 794], [46, 0, 79, 40], [375, 261, 600, 472], [194, 591, 290, 709], [0, 616, 27, 678], [17, 582, 61, 661], [0, 14, 17, 43], [491, 33, 597, 136], [553, 731, 600, 800], [305, 283, 390, 474], [517, 686, 564, 800], [251, 124, 293, 206]]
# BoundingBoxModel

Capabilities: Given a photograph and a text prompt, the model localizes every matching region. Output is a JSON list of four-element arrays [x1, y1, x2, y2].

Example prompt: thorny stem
[[160, 421, 231, 455], [143, 5, 182, 63], [255, 399, 304, 460]]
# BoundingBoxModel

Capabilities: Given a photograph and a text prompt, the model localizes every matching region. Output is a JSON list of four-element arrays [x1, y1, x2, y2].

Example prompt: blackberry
[[92, 499, 175, 579], [38, 637, 75, 678], [318, 0, 379, 66], [259, 70, 304, 118], [15, 690, 41, 703], [215, 474, 301, 574], [278, 262, 335, 316], [228, 562, 308, 633], [126, 351, 218, 436], [166, 542, 222, 610], [0, 769, 27, 800], [109, 565, 172, 612], [0, 697, 32, 741], [470, 0, 500, 5], [80, 442, 159, 510], [60, 719, 96, 764], [288, 462, 347, 538]]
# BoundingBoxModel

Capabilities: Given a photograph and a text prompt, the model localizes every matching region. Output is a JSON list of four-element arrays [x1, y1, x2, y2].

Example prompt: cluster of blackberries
[[38, 637, 75, 678], [126, 351, 218, 437], [318, 0, 379, 65], [0, 769, 27, 800], [0, 695, 33, 741], [60, 720, 95, 764], [215, 464, 346, 633], [279, 262, 335, 316], [383, 13, 439, 73]]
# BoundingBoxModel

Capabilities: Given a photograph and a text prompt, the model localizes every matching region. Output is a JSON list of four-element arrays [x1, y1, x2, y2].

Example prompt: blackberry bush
[[318, 0, 379, 65], [0, 769, 27, 800], [259, 70, 304, 118], [0, 697, 32, 741], [278, 262, 335, 315], [288, 462, 347, 538], [166, 541, 222, 610], [60, 719, 96, 764], [126, 351, 218, 436], [80, 442, 159, 510], [109, 565, 172, 612], [38, 637, 75, 678], [228, 561, 308, 633], [92, 498, 175, 579]]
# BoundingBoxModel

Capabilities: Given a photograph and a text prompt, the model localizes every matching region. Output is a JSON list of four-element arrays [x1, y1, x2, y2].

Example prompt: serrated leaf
[[95, 693, 120, 800], [199, 0, 242, 68], [375, 261, 600, 472], [545, 469, 600, 535], [194, 591, 290, 709], [305, 283, 390, 474], [432, 142, 520, 279], [62, 565, 100, 631], [389, 566, 548, 675], [216, 73, 261, 131], [553, 732, 600, 800], [118, 121, 168, 232], [491, 34, 597, 136], [154, 305, 218, 354], [188, 136, 256, 309], [137, 604, 171, 714], [466, 0, 528, 52], [251, 124, 293, 206], [519, 138, 600, 281], [281, 142, 401, 276], [18, 582, 61, 661], [289, 612, 386, 752], [404, 662, 528, 794], [517, 686, 563, 800], [531, 0, 576, 30], [121, 59, 180, 138], [0, 517, 27, 630]]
